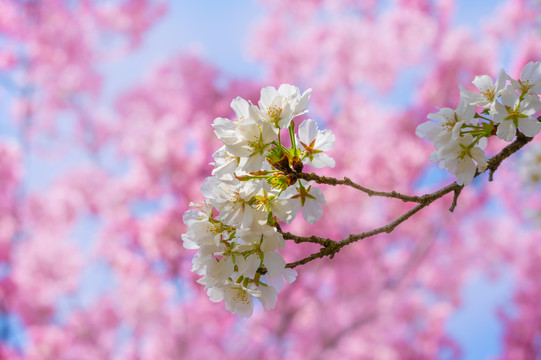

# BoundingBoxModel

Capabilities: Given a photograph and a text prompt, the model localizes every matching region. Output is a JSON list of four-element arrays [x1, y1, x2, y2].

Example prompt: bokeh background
[[1, 0, 541, 359]]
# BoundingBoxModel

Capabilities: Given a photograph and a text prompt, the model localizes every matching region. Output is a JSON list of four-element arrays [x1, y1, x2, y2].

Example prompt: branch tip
[[449, 186, 463, 212]]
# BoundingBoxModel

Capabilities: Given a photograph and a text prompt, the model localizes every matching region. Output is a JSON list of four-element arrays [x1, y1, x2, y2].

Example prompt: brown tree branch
[[283, 133, 533, 270]]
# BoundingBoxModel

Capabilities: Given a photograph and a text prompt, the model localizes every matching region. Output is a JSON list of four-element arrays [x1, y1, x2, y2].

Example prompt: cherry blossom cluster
[[182, 85, 336, 317], [417, 62, 541, 185]]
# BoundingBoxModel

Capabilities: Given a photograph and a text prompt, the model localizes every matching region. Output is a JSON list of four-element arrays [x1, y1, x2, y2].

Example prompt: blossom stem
[[474, 113, 493, 122], [288, 121, 296, 149]]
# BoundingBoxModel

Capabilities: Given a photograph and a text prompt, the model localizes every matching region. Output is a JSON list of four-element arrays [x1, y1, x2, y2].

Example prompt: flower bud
[[286, 173, 297, 186], [268, 173, 290, 191], [291, 156, 304, 172], [267, 148, 292, 173]]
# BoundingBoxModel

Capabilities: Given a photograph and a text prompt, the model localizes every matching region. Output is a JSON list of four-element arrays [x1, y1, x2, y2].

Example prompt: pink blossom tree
[[1, 0, 541, 359]]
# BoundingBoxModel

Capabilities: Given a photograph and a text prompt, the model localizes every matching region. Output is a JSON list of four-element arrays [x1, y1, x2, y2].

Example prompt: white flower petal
[[455, 159, 476, 185], [314, 129, 335, 151], [212, 117, 237, 145], [310, 153, 335, 168], [278, 84, 299, 98], [496, 120, 516, 142], [283, 268, 297, 283], [295, 88, 312, 115], [263, 251, 286, 276], [518, 117, 541, 137], [298, 118, 317, 144], [301, 198, 324, 224], [207, 287, 224, 302], [231, 97, 250, 119], [264, 273, 284, 292], [470, 147, 488, 172], [500, 86, 519, 107], [260, 86, 278, 105], [416, 121, 439, 139], [258, 285, 278, 311], [472, 75, 492, 92], [237, 253, 260, 279], [309, 186, 326, 205]]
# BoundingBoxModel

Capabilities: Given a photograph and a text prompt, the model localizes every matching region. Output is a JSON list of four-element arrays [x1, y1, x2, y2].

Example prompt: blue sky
[[102, 0, 264, 100]]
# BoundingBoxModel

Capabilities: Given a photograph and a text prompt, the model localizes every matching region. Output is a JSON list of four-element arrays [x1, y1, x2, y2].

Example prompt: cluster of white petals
[[183, 85, 335, 317], [417, 62, 541, 185]]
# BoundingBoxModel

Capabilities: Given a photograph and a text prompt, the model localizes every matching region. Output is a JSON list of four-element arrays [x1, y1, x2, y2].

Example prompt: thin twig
[[294, 172, 423, 202], [280, 231, 333, 247], [449, 186, 463, 212]]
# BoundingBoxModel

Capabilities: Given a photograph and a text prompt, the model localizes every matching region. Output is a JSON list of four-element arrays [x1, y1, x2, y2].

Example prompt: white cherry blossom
[[256, 84, 311, 129], [225, 122, 277, 172], [491, 86, 541, 141], [237, 225, 285, 252], [510, 61, 541, 95], [236, 253, 261, 279], [212, 97, 258, 146], [211, 146, 238, 180], [297, 118, 336, 168], [202, 178, 258, 228], [436, 134, 488, 185], [459, 69, 507, 107], [182, 202, 224, 249], [251, 181, 295, 223], [222, 282, 261, 318], [284, 180, 326, 224], [416, 100, 475, 147], [204, 256, 235, 286]]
